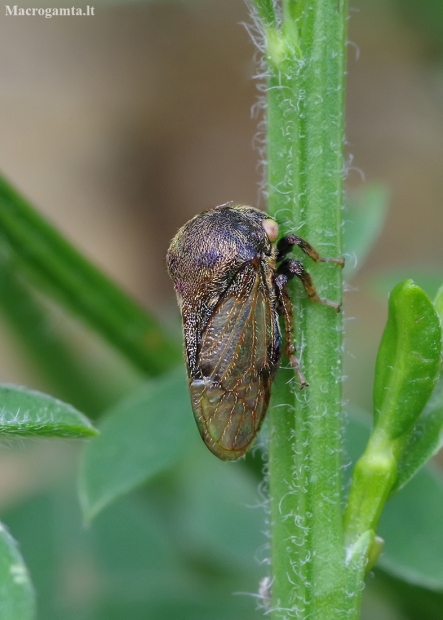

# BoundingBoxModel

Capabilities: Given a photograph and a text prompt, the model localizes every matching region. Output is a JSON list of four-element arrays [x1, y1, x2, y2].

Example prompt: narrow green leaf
[[79, 368, 195, 521], [395, 409, 443, 492], [393, 277, 443, 490], [0, 174, 179, 376], [0, 245, 116, 415], [0, 385, 96, 438], [373, 280, 441, 439], [0, 522, 35, 620], [343, 184, 389, 278], [394, 376, 443, 492]]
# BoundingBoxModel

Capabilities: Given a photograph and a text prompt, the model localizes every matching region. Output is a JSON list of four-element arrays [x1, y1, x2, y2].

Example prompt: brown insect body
[[167, 204, 341, 461]]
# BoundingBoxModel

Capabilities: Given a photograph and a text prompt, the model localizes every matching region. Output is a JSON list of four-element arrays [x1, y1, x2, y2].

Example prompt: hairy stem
[[252, 0, 352, 617]]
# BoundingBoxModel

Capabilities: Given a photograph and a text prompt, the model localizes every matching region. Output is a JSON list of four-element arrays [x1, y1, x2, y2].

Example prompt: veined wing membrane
[[190, 263, 278, 460]]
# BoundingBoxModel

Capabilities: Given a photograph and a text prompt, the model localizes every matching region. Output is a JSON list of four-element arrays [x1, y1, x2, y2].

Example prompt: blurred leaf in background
[[343, 184, 389, 281], [394, 0, 443, 57], [4, 455, 268, 620], [79, 368, 194, 521], [0, 522, 34, 620]]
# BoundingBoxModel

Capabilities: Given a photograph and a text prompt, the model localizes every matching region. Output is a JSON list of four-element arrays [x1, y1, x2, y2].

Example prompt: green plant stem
[[341, 426, 406, 617], [260, 0, 349, 617], [343, 427, 402, 543], [0, 175, 180, 376]]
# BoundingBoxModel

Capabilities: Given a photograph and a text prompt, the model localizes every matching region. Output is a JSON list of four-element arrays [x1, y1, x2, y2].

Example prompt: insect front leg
[[277, 234, 344, 267], [274, 273, 309, 389], [277, 259, 341, 312]]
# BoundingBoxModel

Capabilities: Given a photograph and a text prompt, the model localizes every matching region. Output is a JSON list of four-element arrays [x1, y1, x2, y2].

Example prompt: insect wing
[[190, 263, 279, 460]]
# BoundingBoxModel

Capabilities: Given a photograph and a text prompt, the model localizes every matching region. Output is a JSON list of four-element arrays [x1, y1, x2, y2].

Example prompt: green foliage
[[344, 280, 443, 607], [389, 285, 443, 492], [346, 412, 443, 590], [0, 383, 96, 618], [343, 184, 389, 279], [79, 369, 194, 521], [0, 385, 97, 438], [394, 376, 443, 493], [4, 461, 266, 620], [373, 280, 441, 438], [0, 523, 34, 620], [0, 176, 179, 377], [380, 467, 443, 590], [0, 246, 118, 415]]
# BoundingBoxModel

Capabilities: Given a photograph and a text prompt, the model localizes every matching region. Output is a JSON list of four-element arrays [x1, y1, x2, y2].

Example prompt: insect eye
[[262, 218, 279, 243]]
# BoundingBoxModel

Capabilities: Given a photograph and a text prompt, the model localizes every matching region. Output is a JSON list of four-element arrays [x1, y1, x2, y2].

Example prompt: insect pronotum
[[167, 204, 343, 461]]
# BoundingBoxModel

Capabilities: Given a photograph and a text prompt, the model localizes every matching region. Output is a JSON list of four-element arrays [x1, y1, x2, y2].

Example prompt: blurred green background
[[0, 0, 442, 618]]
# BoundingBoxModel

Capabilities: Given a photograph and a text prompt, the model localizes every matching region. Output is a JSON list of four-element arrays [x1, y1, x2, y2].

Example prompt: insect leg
[[277, 234, 344, 267], [277, 259, 341, 312], [274, 273, 309, 389]]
